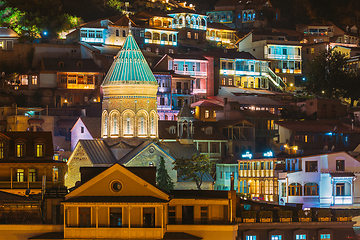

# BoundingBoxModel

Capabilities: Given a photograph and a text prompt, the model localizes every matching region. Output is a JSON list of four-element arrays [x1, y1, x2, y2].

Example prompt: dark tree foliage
[[305, 49, 349, 99], [173, 154, 212, 190], [156, 156, 174, 193]]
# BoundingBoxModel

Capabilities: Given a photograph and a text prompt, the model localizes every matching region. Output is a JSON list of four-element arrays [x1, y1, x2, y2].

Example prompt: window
[[281, 183, 286, 197], [53, 167, 59, 181], [200, 206, 208, 223], [288, 183, 302, 196], [116, 30, 119, 36], [336, 183, 345, 196], [95, 31, 102, 38], [122, 30, 126, 37], [311, 48, 314, 54], [79, 207, 91, 227], [168, 206, 176, 224], [336, 160, 345, 171], [81, 126, 84, 133], [80, 30, 87, 37], [143, 207, 155, 227], [229, 78, 233, 85], [29, 169, 36, 182], [205, 110, 210, 118], [282, 48, 287, 55], [194, 32, 199, 40], [213, 111, 216, 118], [271, 235, 282, 240], [89, 30, 95, 38], [184, 64, 188, 71], [16, 169, 24, 182], [246, 236, 256, 240], [304, 183, 318, 196], [36, 144, 44, 157], [296, 234, 306, 239], [187, 31, 191, 39], [222, 62, 226, 69], [0, 142, 4, 159], [16, 143, 24, 157], [32, 76, 38, 85], [169, 49, 174, 54], [110, 207, 122, 227], [174, 64, 178, 71], [305, 161, 317, 172], [320, 234, 331, 240]]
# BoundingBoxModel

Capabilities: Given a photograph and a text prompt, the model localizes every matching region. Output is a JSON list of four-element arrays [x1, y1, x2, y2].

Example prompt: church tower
[[101, 30, 158, 139]]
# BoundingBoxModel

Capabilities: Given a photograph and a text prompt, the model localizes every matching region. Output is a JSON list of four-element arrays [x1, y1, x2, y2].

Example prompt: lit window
[[229, 78, 233, 85], [205, 110, 210, 118], [246, 236, 256, 240], [336, 160, 345, 171], [32, 76, 38, 85], [213, 111, 216, 118], [29, 169, 36, 182], [288, 183, 302, 196], [221, 78, 226, 85], [16, 144, 24, 157], [271, 235, 282, 240], [296, 234, 306, 240], [36, 144, 44, 157], [53, 167, 59, 181], [304, 183, 318, 196], [311, 48, 314, 54], [126, 118, 131, 134], [187, 31, 191, 39], [17, 169, 24, 182], [194, 32, 199, 40], [320, 234, 330, 240]]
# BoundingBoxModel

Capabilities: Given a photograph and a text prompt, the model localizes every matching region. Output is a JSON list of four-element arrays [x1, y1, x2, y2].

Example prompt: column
[[96, 205, 99, 237], [10, 167, 13, 189], [332, 179, 336, 206]]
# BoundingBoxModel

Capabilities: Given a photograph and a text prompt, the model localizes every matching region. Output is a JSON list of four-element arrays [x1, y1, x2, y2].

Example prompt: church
[[66, 29, 214, 190]]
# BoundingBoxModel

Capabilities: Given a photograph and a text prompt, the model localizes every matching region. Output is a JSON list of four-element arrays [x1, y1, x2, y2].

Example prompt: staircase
[[265, 67, 287, 91]]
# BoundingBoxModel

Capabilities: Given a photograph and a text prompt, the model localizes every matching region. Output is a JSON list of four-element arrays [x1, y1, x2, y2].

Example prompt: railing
[[0, 181, 63, 189], [174, 70, 207, 77], [266, 67, 286, 91], [267, 54, 301, 60]]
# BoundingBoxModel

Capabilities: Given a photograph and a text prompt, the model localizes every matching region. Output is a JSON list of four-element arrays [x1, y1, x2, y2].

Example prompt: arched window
[[288, 183, 302, 196], [102, 111, 108, 137], [201, 18, 206, 26], [169, 34, 173, 41], [145, 32, 152, 39], [153, 33, 160, 40], [151, 116, 155, 135], [139, 117, 145, 135], [126, 118, 131, 134], [179, 17, 183, 25], [113, 116, 117, 134], [304, 183, 319, 196], [122, 111, 134, 137], [161, 33, 168, 41]]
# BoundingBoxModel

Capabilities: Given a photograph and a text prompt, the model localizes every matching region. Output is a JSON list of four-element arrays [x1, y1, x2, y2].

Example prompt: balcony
[[65, 227, 163, 239], [334, 196, 352, 205], [174, 70, 207, 77], [267, 54, 301, 60], [0, 181, 63, 189], [172, 89, 192, 95]]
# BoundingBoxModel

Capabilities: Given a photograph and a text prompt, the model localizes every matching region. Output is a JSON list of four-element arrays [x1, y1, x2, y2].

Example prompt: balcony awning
[[330, 172, 355, 178]]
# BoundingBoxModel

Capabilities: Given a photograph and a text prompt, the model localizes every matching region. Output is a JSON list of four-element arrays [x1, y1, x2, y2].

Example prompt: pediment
[[66, 163, 169, 201]]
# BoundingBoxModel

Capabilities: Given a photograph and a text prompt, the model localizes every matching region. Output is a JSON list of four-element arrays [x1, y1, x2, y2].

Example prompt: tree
[[173, 154, 212, 190], [341, 70, 360, 107], [156, 156, 174, 193], [305, 48, 349, 99]]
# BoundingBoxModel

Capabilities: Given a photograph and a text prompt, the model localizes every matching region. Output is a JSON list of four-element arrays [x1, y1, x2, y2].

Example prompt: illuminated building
[[207, 0, 280, 30], [167, 11, 207, 45], [60, 163, 238, 240], [276, 119, 360, 153], [0, 131, 66, 196], [238, 31, 301, 88], [0, 27, 19, 51], [206, 23, 238, 48], [278, 152, 360, 208], [237, 157, 278, 202], [101, 29, 158, 139], [38, 58, 103, 107]]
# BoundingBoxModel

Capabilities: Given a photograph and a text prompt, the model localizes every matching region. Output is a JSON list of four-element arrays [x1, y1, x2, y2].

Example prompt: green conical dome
[[101, 31, 158, 86]]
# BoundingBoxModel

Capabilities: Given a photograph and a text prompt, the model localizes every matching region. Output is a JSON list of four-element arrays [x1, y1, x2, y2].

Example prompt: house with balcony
[[167, 10, 208, 46], [57, 163, 238, 240], [0, 131, 65, 196], [207, 0, 280, 30], [278, 151, 360, 208], [39, 58, 103, 107], [206, 23, 238, 49], [238, 31, 302, 88]]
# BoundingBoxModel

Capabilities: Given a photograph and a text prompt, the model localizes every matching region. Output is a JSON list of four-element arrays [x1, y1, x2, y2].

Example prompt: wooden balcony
[[65, 227, 164, 239]]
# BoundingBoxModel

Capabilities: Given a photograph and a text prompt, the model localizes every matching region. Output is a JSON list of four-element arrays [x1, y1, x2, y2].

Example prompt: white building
[[278, 151, 360, 208]]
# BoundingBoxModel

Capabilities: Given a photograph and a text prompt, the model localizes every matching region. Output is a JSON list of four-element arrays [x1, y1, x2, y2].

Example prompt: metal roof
[[158, 141, 199, 160], [101, 30, 158, 86], [79, 140, 117, 164]]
